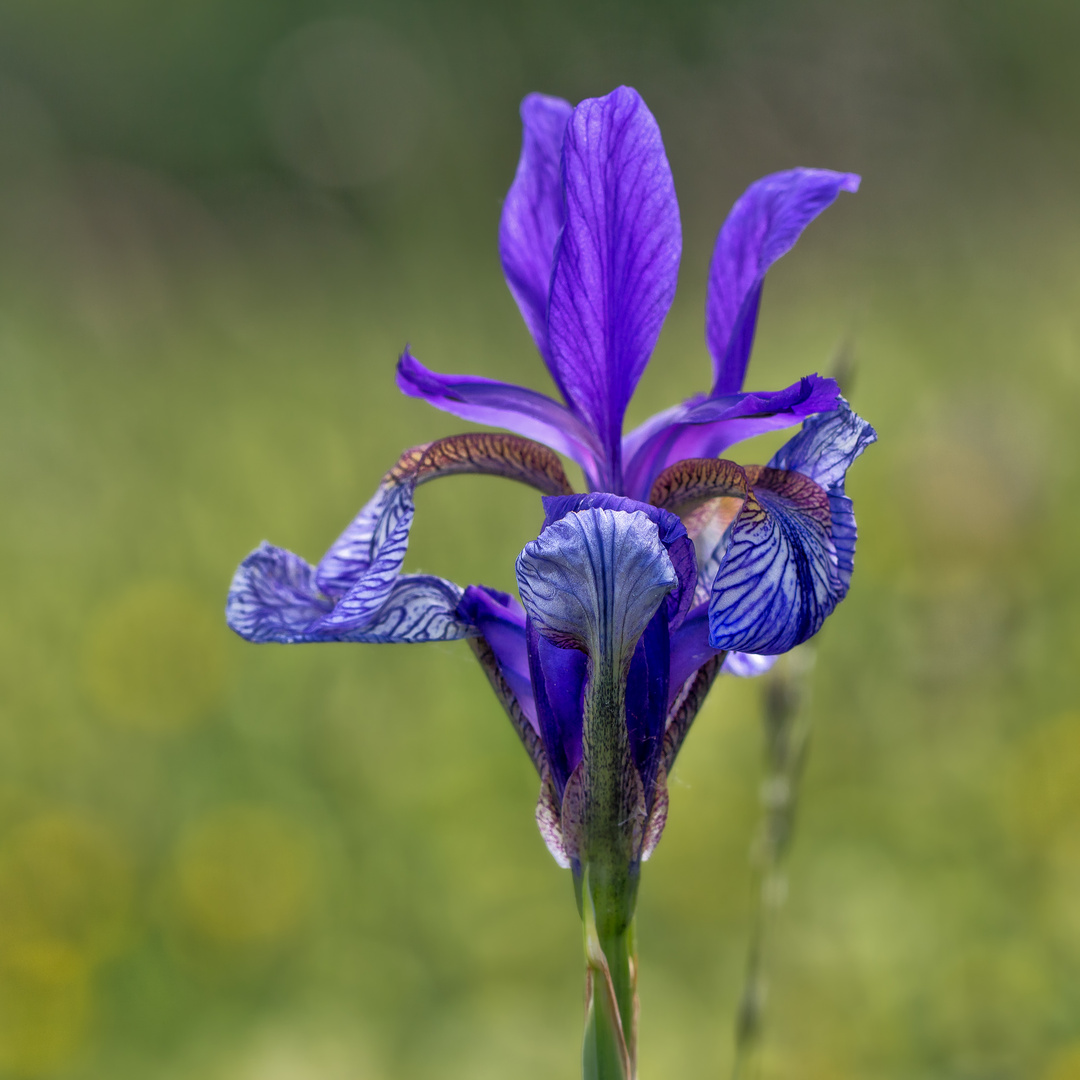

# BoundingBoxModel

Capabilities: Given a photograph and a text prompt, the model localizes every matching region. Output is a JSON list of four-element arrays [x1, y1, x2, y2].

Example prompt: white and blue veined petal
[[707, 469, 836, 655], [707, 401, 875, 655], [767, 398, 877, 596], [226, 542, 473, 644], [516, 508, 677, 674]]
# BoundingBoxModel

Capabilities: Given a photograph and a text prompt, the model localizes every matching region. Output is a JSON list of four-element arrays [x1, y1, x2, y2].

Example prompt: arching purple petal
[[547, 86, 682, 488], [707, 169, 860, 395], [527, 620, 588, 799], [499, 93, 573, 364], [767, 399, 877, 596], [622, 374, 840, 500], [396, 348, 603, 481], [458, 585, 536, 729], [708, 467, 837, 654], [540, 492, 696, 630], [227, 543, 472, 644]]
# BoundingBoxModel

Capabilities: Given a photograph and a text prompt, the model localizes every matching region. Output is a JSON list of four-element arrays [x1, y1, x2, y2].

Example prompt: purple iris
[[227, 85, 875, 871]]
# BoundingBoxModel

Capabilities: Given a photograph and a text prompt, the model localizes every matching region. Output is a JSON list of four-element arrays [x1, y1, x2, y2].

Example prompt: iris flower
[[228, 86, 874, 1079]]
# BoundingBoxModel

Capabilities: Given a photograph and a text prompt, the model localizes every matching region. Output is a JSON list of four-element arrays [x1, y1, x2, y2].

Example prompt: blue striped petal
[[767, 398, 877, 597], [707, 467, 835, 654], [517, 508, 677, 670], [229, 433, 572, 645], [540, 493, 696, 630], [706, 400, 874, 654], [226, 543, 471, 644]]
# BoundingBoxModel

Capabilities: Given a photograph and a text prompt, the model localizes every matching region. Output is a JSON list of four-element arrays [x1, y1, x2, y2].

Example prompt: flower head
[[227, 85, 875, 871]]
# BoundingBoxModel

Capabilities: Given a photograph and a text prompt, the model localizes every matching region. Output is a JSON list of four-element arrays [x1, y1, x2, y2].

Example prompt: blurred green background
[[1, 0, 1079, 1076]]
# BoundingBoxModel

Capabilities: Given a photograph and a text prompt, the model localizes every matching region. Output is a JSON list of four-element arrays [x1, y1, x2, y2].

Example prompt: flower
[[226, 84, 875, 871]]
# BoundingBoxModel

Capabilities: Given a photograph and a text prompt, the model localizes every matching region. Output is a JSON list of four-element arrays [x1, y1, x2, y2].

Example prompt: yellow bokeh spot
[[0, 813, 131, 1075], [1008, 711, 1080, 848], [0, 964, 90, 1076], [175, 806, 317, 946], [1045, 1044, 1080, 1080], [0, 812, 132, 977], [83, 581, 226, 732]]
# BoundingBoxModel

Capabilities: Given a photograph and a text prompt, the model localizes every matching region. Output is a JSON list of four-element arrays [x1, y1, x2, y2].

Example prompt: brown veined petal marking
[[391, 432, 575, 495], [648, 456, 748, 513], [649, 458, 749, 603]]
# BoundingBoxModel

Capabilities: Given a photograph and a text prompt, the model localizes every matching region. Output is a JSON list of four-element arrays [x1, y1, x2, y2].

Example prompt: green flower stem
[[580, 867, 637, 1080], [576, 661, 643, 1080]]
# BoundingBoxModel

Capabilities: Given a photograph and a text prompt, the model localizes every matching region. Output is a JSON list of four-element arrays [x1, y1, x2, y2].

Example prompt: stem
[[577, 658, 643, 1079], [581, 869, 637, 1080]]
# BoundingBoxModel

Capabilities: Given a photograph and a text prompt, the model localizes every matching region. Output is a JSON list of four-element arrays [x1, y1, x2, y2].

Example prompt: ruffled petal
[[226, 543, 331, 642], [226, 544, 472, 644], [621, 374, 840, 501], [396, 349, 603, 481], [499, 93, 573, 364], [519, 508, 677, 813], [230, 433, 572, 645], [767, 398, 877, 595], [547, 86, 681, 488], [707, 169, 860, 394]]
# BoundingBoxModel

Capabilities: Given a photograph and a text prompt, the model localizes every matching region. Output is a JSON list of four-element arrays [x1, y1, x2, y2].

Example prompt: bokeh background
[[1, 0, 1079, 1076]]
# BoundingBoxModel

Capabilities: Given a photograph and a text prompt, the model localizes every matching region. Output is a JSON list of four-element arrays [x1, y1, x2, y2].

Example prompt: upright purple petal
[[499, 93, 573, 364], [547, 86, 682, 489], [621, 374, 840, 500], [396, 349, 604, 482], [707, 169, 860, 395]]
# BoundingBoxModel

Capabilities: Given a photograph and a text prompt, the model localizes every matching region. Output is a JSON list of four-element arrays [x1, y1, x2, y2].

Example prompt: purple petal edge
[[707, 169, 859, 395], [621, 374, 841, 501], [396, 348, 603, 481], [499, 93, 573, 366]]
